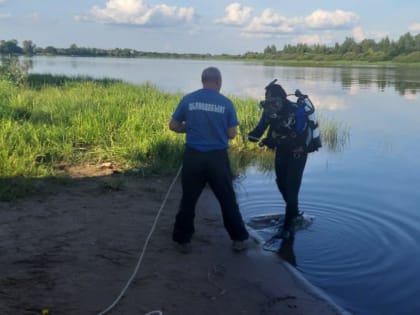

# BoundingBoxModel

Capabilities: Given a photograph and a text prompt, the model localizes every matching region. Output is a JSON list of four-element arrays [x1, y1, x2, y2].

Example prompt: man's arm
[[228, 126, 237, 139], [169, 119, 186, 133]]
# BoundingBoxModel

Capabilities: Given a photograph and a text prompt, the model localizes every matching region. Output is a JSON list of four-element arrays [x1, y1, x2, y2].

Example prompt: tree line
[[1, 32, 420, 63], [251, 32, 420, 63], [0, 40, 212, 59]]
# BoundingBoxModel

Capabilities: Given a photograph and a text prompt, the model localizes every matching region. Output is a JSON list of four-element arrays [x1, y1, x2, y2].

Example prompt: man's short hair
[[201, 67, 221, 83]]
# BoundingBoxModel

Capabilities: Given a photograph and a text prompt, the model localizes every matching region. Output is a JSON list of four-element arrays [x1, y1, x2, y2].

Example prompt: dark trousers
[[274, 149, 307, 227], [172, 147, 249, 244]]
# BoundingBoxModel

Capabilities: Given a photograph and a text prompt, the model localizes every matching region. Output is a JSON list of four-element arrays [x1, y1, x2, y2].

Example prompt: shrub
[[0, 56, 29, 86]]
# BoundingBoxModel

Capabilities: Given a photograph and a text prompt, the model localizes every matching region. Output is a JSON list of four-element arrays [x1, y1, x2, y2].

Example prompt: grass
[[318, 115, 350, 152], [0, 74, 349, 200], [1, 77, 183, 177]]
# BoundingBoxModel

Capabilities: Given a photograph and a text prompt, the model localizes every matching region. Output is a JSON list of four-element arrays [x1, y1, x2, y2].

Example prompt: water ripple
[[236, 174, 420, 315]]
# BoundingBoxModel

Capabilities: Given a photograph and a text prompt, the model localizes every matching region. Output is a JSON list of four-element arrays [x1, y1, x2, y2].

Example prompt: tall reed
[[0, 76, 349, 179]]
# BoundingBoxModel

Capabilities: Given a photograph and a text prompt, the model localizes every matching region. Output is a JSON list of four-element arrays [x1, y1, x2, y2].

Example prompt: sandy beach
[[0, 165, 345, 315]]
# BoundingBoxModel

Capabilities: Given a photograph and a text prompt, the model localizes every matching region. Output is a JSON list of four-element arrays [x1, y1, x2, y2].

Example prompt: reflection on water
[[236, 144, 420, 315], [23, 56, 420, 315], [337, 66, 420, 96], [277, 234, 297, 267], [23, 56, 420, 98]]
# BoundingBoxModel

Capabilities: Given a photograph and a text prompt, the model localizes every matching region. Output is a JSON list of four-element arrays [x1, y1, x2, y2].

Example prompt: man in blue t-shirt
[[169, 67, 249, 253]]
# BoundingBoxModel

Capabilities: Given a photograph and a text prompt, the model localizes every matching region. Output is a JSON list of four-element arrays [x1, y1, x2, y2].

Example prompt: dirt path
[[0, 170, 342, 315]]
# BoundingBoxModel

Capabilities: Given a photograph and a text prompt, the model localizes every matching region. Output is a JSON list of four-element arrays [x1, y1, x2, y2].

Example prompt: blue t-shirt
[[172, 88, 239, 152]]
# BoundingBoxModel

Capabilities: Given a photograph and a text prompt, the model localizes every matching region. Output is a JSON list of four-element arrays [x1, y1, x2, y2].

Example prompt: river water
[[27, 56, 420, 315]]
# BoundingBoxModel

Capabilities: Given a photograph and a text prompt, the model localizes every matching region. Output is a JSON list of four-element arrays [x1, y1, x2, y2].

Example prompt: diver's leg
[[278, 152, 307, 238]]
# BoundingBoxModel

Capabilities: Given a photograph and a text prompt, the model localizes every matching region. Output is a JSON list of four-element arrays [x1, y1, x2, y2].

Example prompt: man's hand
[[169, 119, 186, 133], [228, 126, 237, 139]]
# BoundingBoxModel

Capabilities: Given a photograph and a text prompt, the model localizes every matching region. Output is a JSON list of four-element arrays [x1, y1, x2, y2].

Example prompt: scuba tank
[[248, 80, 322, 153], [295, 89, 322, 152]]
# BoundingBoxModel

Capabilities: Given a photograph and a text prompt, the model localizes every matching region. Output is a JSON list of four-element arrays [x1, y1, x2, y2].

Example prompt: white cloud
[[0, 0, 8, 3], [352, 26, 388, 42], [241, 9, 293, 38], [408, 23, 420, 34], [257, 8, 286, 26], [215, 2, 252, 26], [79, 0, 195, 27], [237, 8, 359, 39], [304, 9, 359, 29], [293, 32, 334, 46], [352, 26, 366, 41]]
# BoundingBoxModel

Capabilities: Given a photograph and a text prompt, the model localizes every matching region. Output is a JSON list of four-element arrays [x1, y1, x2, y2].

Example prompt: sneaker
[[174, 242, 192, 254], [232, 240, 248, 252]]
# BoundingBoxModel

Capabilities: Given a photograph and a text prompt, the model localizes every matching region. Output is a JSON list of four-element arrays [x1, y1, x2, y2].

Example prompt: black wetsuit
[[248, 98, 308, 230]]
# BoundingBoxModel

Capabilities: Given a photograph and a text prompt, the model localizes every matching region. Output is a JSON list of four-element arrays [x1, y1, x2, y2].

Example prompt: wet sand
[[0, 171, 345, 314]]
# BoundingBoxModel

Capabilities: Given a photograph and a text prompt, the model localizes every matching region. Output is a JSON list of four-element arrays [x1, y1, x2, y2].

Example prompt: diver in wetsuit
[[248, 80, 320, 239]]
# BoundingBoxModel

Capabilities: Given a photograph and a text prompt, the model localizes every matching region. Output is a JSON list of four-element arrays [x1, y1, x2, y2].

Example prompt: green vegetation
[[0, 78, 182, 177], [0, 74, 348, 200], [318, 116, 350, 152], [0, 55, 30, 86], [1, 31, 420, 64], [248, 33, 420, 65]]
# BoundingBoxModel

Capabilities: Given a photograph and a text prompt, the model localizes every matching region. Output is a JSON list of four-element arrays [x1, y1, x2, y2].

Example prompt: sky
[[1, 0, 420, 54]]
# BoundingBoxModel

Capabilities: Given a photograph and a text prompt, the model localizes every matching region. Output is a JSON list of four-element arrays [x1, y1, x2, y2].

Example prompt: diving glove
[[259, 137, 275, 149], [248, 128, 263, 142]]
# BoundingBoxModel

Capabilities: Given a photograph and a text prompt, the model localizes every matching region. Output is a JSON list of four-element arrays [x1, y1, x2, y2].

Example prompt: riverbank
[[0, 168, 345, 315]]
